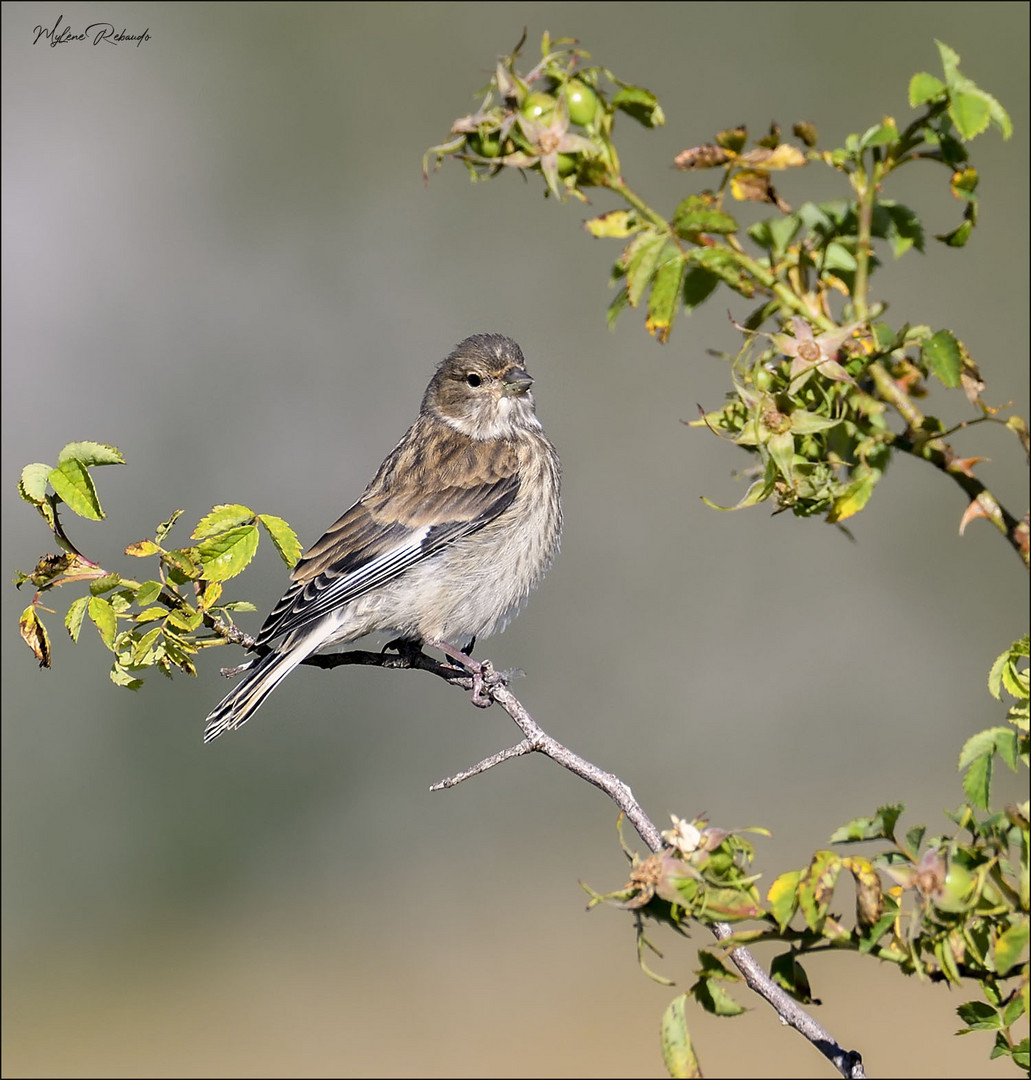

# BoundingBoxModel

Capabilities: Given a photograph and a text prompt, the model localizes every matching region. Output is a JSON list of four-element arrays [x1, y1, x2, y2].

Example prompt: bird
[[203, 333, 561, 742]]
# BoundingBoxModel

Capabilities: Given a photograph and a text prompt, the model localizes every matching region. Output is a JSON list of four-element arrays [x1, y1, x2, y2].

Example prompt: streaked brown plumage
[[203, 333, 561, 742]]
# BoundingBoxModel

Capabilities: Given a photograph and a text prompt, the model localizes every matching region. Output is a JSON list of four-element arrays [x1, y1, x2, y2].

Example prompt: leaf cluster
[[591, 639, 1029, 1074], [427, 38, 1027, 557], [16, 442, 300, 688]]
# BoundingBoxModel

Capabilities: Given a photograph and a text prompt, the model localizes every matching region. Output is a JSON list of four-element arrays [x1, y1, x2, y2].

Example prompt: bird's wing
[[254, 471, 520, 646]]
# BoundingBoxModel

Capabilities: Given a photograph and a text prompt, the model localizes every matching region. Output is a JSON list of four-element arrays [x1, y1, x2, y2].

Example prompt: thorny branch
[[215, 626, 867, 1078]]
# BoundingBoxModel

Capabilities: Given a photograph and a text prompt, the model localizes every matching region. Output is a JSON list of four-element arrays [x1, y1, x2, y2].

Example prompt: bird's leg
[[426, 639, 491, 708], [461, 636, 476, 657]]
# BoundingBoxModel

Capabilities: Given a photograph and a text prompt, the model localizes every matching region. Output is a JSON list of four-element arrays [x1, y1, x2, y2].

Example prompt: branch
[[221, 637, 867, 1078]]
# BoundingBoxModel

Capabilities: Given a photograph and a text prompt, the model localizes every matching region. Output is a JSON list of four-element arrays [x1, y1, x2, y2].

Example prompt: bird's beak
[[503, 367, 534, 395]]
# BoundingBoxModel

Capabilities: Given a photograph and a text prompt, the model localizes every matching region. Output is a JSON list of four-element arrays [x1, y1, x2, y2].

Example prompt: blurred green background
[[3, 3, 1028, 1076]]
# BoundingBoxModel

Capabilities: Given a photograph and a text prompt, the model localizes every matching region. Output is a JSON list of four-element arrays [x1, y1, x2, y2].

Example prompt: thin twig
[[222, 638, 867, 1077]]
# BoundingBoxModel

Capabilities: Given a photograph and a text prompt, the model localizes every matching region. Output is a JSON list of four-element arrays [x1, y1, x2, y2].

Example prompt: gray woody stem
[[216, 630, 867, 1079]]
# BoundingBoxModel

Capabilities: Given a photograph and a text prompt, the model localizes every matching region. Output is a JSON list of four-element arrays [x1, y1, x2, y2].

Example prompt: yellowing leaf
[[20, 606, 52, 667]]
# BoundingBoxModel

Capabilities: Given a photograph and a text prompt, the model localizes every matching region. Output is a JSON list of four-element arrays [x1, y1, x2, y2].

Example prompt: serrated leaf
[[958, 728, 1006, 770], [909, 72, 945, 106], [195, 525, 260, 583], [962, 751, 992, 810], [88, 596, 118, 650], [922, 330, 963, 388], [220, 601, 257, 613], [645, 248, 686, 344], [584, 210, 641, 238], [166, 605, 203, 632], [192, 504, 255, 540], [994, 919, 1029, 974], [134, 606, 169, 623], [660, 995, 702, 1079], [950, 91, 991, 141], [109, 663, 144, 689], [65, 595, 90, 642], [48, 458, 104, 520], [135, 581, 163, 607], [19, 463, 51, 505], [131, 626, 163, 664], [20, 606, 52, 667], [624, 230, 666, 308], [57, 441, 124, 467], [258, 514, 302, 567]]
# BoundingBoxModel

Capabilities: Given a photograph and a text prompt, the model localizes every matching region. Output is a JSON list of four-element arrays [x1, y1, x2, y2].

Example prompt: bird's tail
[[203, 644, 311, 743]]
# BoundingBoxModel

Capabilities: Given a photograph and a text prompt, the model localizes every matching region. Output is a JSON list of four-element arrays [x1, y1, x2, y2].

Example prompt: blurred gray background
[[3, 3, 1028, 1076]]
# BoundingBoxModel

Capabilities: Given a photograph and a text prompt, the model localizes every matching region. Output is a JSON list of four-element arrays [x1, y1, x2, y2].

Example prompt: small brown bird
[[203, 333, 561, 742]]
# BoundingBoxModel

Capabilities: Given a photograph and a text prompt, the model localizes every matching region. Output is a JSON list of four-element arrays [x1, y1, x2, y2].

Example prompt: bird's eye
[[466, 372, 482, 388]]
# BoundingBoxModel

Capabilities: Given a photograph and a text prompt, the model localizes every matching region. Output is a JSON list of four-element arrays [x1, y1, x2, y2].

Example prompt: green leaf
[[195, 525, 260, 582], [883, 202, 925, 256], [258, 514, 302, 567], [57, 441, 124, 467], [770, 952, 818, 1004], [155, 510, 184, 543], [19, 463, 51, 505], [109, 663, 144, 690], [935, 220, 973, 248], [624, 230, 666, 308], [606, 284, 631, 328], [48, 458, 104, 520], [859, 120, 898, 149], [131, 626, 164, 665], [909, 72, 945, 106], [829, 804, 903, 843], [89, 573, 122, 596], [766, 431, 795, 482], [672, 194, 737, 238], [584, 210, 641, 238], [957, 726, 1009, 769], [994, 919, 1029, 973], [134, 606, 169, 623], [956, 999, 1001, 1030], [135, 581, 163, 607], [962, 751, 992, 811], [65, 595, 90, 642], [692, 976, 746, 1017], [88, 596, 118, 650], [611, 84, 665, 128], [192, 504, 255, 539], [686, 246, 757, 297], [1011, 1038, 1030, 1070], [645, 248, 686, 344], [681, 267, 720, 313], [660, 995, 702, 1079], [922, 330, 962, 388], [950, 91, 991, 140]]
